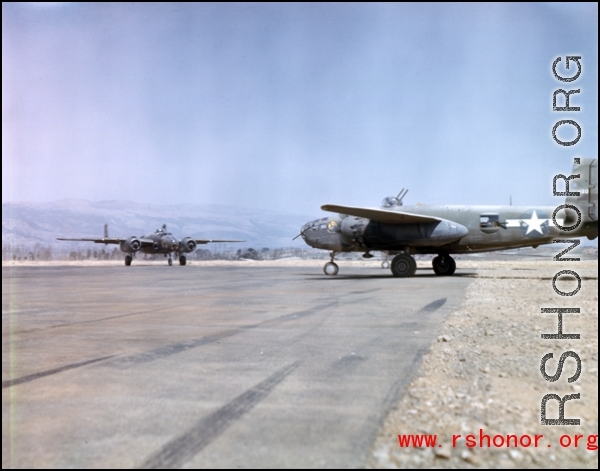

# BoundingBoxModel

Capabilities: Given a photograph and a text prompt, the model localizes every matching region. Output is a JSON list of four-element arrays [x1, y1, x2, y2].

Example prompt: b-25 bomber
[[58, 224, 244, 266], [299, 158, 597, 277]]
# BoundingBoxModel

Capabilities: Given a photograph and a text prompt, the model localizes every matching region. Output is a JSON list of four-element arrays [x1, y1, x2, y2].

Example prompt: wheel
[[125, 255, 132, 266], [168, 258, 173, 266], [179, 255, 186, 266], [432, 255, 456, 276], [390, 254, 416, 277], [382, 261, 390, 269], [323, 262, 339, 276]]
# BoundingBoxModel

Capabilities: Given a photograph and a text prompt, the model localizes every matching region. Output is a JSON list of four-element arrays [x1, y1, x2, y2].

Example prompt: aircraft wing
[[193, 239, 246, 244], [56, 237, 124, 244], [321, 205, 443, 224]]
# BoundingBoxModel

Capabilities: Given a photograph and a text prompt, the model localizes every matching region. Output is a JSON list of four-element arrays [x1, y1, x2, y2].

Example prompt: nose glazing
[[300, 218, 320, 245]]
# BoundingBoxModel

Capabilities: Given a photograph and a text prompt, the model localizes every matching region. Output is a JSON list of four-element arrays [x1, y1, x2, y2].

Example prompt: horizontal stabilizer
[[321, 204, 442, 224]]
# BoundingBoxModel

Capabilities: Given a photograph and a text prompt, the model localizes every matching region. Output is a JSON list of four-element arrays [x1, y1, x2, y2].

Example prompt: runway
[[2, 264, 473, 468]]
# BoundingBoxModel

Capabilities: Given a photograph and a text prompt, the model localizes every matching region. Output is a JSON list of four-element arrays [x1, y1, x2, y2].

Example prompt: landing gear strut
[[323, 252, 339, 276], [125, 255, 132, 266], [432, 254, 456, 276], [390, 254, 417, 277], [179, 255, 187, 266]]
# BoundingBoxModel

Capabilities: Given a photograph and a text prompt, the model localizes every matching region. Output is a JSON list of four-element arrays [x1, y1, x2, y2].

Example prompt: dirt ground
[[368, 260, 598, 469]]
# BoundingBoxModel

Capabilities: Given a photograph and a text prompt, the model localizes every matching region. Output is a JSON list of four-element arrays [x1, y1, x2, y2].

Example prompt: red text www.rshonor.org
[[397, 430, 598, 451]]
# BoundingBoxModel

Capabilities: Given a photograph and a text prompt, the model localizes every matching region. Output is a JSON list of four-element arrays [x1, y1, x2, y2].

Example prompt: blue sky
[[2, 2, 598, 216]]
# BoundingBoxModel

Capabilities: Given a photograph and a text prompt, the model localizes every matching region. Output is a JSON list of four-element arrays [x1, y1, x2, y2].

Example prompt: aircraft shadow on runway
[[303, 268, 478, 280]]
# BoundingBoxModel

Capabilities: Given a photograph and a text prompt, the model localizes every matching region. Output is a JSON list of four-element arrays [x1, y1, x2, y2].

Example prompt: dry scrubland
[[3, 257, 597, 468]]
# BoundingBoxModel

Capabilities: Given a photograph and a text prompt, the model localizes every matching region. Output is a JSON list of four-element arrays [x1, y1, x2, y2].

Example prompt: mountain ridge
[[2, 199, 316, 251]]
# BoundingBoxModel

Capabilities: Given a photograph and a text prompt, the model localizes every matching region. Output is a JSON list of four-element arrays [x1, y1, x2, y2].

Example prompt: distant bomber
[[299, 158, 597, 277], [58, 224, 244, 266]]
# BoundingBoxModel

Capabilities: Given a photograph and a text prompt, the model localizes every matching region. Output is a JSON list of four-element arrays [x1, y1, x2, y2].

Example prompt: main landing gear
[[321, 252, 457, 277], [167, 254, 187, 266], [323, 252, 339, 276], [125, 255, 132, 266], [390, 254, 417, 277], [432, 254, 456, 276]]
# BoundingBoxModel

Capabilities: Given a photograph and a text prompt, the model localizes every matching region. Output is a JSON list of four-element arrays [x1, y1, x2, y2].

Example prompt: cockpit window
[[302, 221, 320, 232]]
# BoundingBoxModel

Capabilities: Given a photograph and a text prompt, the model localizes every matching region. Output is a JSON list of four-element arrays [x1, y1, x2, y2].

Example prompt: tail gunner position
[[299, 158, 597, 277]]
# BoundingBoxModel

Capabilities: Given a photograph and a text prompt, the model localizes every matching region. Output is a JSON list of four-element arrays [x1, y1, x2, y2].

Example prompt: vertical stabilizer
[[566, 158, 598, 222]]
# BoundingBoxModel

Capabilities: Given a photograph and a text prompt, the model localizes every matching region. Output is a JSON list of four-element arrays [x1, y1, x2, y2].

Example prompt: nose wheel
[[323, 252, 340, 276], [432, 255, 456, 276], [323, 262, 339, 276]]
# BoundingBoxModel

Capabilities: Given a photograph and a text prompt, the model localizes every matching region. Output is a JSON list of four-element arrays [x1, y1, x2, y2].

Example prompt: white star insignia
[[522, 210, 547, 235]]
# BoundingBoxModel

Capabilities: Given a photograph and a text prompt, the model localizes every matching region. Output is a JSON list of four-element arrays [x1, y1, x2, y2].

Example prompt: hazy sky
[[2, 2, 598, 216]]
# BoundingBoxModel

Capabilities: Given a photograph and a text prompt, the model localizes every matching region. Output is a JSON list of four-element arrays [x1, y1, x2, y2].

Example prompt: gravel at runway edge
[[368, 260, 598, 469]]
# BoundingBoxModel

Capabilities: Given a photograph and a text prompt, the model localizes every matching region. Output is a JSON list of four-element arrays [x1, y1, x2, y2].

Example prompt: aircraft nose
[[300, 220, 317, 246]]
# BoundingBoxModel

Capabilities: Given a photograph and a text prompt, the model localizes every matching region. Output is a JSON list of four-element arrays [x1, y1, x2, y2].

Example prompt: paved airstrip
[[2, 263, 473, 468]]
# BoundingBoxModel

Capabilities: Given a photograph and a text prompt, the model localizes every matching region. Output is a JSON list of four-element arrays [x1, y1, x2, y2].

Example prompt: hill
[[2, 199, 314, 255]]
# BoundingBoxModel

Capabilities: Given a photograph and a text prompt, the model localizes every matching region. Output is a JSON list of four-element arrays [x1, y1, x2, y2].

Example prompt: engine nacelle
[[363, 220, 468, 249], [120, 237, 141, 253], [179, 238, 197, 253], [340, 216, 369, 244]]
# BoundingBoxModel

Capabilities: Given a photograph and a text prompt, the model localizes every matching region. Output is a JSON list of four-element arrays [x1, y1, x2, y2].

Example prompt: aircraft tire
[[432, 255, 456, 276], [390, 254, 416, 277], [125, 255, 132, 266], [168, 258, 173, 266], [323, 262, 339, 276], [179, 255, 186, 266]]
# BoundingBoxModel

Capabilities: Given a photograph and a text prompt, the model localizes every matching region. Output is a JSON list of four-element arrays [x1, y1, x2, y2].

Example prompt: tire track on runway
[[327, 298, 447, 375], [300, 297, 449, 465], [2, 355, 115, 389], [139, 361, 300, 469], [348, 288, 381, 295], [2, 302, 336, 386], [107, 301, 338, 367], [8, 305, 187, 335], [418, 297, 446, 312]]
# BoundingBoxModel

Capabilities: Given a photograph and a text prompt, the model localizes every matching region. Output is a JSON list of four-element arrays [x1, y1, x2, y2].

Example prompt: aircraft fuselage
[[301, 204, 598, 255], [137, 232, 180, 255]]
